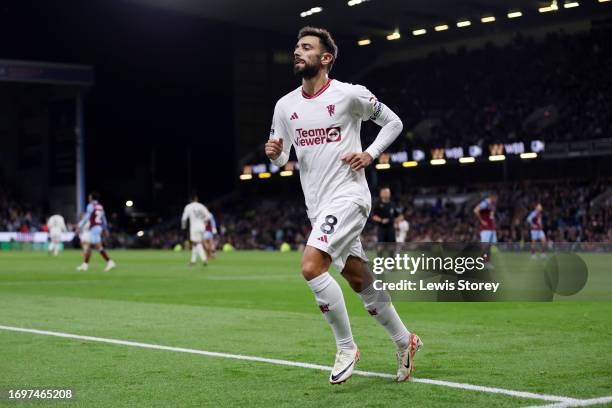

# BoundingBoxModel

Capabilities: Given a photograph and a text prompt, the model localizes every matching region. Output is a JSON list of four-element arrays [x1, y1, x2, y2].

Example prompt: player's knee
[[301, 259, 325, 280]]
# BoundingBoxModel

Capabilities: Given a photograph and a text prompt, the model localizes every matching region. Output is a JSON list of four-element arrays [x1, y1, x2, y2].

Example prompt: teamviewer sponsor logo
[[295, 127, 342, 147]]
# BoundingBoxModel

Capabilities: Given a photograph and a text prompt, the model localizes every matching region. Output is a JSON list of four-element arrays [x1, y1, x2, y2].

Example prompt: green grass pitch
[[0, 250, 611, 407]]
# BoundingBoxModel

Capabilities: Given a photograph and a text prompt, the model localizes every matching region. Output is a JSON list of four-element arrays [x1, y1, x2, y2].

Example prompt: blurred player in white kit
[[265, 26, 421, 385], [79, 216, 91, 255], [395, 213, 410, 243], [47, 214, 67, 256], [181, 193, 211, 267]]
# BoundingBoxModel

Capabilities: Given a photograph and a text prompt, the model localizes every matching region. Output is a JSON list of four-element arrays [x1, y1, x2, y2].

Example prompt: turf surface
[[0, 250, 611, 407]]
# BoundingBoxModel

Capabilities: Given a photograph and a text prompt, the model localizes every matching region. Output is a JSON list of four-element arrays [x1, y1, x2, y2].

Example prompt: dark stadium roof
[[127, 0, 610, 38]]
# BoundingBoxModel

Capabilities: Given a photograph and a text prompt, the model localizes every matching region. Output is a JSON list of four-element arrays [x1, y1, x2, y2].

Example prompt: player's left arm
[[203, 206, 212, 223], [342, 86, 403, 171], [101, 213, 109, 231]]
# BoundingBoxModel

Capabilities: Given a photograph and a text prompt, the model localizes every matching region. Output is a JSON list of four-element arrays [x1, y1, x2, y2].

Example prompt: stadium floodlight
[[599, 0, 611, 3], [402, 161, 418, 168], [434, 24, 449, 31], [347, 0, 364, 5], [430, 159, 446, 165], [459, 157, 476, 163], [539, 0, 559, 12], [125, 200, 134, 208], [258, 172, 272, 179], [520, 152, 538, 159], [239, 174, 253, 180], [386, 31, 401, 40], [481, 16, 496, 23], [137, 231, 144, 237], [489, 155, 506, 161], [412, 29, 427, 36], [507, 11, 522, 18], [375, 163, 391, 170], [564, 1, 579, 8], [300, 7, 322, 17], [457, 20, 472, 28], [280, 170, 293, 177], [358, 39, 371, 46]]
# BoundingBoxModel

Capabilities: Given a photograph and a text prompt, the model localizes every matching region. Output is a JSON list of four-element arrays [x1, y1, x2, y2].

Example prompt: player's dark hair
[[191, 192, 199, 202], [297, 26, 338, 73], [90, 191, 100, 201]]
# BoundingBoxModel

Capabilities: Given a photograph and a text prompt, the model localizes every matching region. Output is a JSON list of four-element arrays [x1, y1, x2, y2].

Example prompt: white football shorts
[[307, 200, 369, 272], [190, 227, 205, 243], [80, 230, 91, 243], [49, 229, 62, 242]]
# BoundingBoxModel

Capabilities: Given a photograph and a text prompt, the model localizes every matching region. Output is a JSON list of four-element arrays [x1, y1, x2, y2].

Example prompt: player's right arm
[[181, 206, 189, 230], [473, 203, 482, 222], [473, 202, 486, 226], [265, 102, 291, 166], [526, 211, 537, 227], [79, 204, 93, 230]]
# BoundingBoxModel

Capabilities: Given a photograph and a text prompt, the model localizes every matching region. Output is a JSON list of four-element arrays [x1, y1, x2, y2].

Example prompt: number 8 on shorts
[[320, 215, 338, 234]]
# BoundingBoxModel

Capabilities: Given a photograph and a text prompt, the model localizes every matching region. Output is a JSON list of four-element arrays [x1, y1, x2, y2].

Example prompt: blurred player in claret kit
[[181, 193, 211, 267], [527, 203, 547, 258], [203, 211, 217, 260], [474, 193, 498, 266], [47, 214, 67, 256], [265, 26, 422, 385], [76, 192, 116, 272]]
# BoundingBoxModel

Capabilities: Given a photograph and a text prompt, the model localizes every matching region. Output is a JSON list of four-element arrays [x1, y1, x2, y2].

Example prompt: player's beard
[[294, 58, 321, 79]]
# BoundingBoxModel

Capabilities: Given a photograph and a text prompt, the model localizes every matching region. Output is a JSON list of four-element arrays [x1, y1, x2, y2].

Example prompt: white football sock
[[359, 283, 410, 348], [307, 272, 355, 350], [191, 245, 197, 263], [48, 242, 54, 253], [196, 243, 207, 262], [54, 244, 60, 256]]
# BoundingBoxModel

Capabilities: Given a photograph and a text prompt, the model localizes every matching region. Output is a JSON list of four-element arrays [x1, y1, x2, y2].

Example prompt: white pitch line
[[0, 325, 581, 403], [525, 396, 612, 408]]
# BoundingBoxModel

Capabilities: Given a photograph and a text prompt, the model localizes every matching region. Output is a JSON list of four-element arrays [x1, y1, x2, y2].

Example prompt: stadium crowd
[[212, 180, 611, 250], [1, 176, 610, 250], [361, 28, 612, 152], [0, 185, 45, 233], [244, 28, 612, 167]]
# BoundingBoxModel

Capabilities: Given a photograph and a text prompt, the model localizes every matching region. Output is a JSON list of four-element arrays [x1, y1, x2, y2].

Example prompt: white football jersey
[[181, 202, 211, 230], [270, 79, 384, 218], [47, 214, 67, 232]]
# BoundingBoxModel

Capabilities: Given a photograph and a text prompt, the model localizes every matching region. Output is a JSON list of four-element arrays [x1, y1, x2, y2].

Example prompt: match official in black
[[372, 187, 399, 255]]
